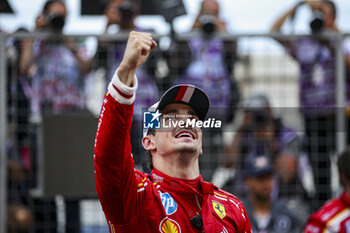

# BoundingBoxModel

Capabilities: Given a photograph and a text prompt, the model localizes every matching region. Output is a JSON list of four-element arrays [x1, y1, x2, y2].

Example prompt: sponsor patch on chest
[[159, 191, 178, 215], [159, 217, 181, 233]]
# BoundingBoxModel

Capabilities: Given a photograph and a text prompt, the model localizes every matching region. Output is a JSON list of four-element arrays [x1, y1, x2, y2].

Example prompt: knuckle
[[137, 44, 143, 51], [129, 31, 137, 40]]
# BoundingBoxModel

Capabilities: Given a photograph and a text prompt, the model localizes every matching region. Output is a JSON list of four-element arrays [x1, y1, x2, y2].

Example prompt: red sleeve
[[304, 215, 326, 233], [242, 205, 252, 233], [94, 88, 140, 225]]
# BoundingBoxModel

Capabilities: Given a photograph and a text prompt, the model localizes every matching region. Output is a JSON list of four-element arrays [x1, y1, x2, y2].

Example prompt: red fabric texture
[[304, 192, 350, 233]]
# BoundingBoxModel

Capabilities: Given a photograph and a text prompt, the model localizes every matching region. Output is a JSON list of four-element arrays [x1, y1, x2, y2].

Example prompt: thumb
[[151, 40, 157, 51], [140, 40, 157, 60]]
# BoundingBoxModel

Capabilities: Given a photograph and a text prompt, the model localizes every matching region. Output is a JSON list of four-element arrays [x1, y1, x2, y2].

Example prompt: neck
[[249, 194, 271, 214], [153, 152, 200, 179]]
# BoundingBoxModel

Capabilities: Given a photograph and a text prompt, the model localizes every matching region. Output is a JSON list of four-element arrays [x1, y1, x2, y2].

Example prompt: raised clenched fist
[[118, 31, 157, 86], [121, 31, 156, 70]]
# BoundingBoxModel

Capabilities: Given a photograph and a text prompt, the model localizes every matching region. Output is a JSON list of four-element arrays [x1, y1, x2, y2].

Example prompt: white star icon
[[150, 110, 161, 122]]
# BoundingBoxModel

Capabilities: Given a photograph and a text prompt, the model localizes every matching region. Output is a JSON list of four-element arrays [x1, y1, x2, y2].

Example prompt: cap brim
[[157, 84, 210, 121], [245, 166, 274, 177]]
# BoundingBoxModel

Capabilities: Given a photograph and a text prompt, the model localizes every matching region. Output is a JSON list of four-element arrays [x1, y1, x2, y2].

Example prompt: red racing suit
[[304, 191, 350, 233], [94, 72, 252, 233]]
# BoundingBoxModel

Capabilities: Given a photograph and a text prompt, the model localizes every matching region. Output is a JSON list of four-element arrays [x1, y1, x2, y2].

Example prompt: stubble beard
[[172, 142, 201, 167], [174, 143, 199, 156]]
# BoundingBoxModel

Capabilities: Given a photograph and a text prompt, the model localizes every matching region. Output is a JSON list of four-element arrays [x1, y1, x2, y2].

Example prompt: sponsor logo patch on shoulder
[[159, 217, 181, 233], [212, 200, 226, 219], [152, 173, 164, 183], [159, 191, 177, 215]]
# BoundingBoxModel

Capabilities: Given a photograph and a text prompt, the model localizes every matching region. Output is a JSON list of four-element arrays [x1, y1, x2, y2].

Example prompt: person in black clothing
[[243, 156, 303, 233]]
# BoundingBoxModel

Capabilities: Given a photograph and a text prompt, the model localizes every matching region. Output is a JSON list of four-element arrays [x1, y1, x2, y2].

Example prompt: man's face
[[246, 173, 273, 202], [45, 1, 67, 31], [201, 0, 219, 17], [48, 2, 67, 18], [150, 103, 203, 157], [105, 1, 124, 25]]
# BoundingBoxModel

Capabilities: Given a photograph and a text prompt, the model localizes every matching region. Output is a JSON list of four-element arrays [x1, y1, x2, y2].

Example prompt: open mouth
[[174, 130, 196, 140]]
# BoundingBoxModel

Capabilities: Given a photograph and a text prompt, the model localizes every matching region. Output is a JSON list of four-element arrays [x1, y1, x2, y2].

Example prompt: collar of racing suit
[[150, 168, 214, 196]]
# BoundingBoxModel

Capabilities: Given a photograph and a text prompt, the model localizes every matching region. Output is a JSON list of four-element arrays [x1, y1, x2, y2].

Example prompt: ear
[[142, 135, 156, 151]]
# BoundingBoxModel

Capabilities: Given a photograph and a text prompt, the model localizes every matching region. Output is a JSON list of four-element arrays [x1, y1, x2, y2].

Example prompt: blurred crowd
[[2, 0, 350, 232]]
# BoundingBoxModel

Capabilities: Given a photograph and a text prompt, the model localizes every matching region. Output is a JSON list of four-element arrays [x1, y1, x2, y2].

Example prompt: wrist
[[108, 68, 138, 105], [118, 63, 137, 75], [117, 64, 137, 87]]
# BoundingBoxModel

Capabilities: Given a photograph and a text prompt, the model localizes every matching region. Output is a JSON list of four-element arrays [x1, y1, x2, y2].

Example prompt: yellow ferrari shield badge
[[212, 201, 226, 219]]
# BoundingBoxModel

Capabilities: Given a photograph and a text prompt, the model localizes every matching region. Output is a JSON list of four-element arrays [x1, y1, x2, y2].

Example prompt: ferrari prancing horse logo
[[212, 201, 226, 219]]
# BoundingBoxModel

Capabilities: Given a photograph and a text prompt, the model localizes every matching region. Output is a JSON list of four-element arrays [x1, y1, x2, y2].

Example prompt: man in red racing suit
[[94, 31, 252, 233], [304, 149, 350, 233]]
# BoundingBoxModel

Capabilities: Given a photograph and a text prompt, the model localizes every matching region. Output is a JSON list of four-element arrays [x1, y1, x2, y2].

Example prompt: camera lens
[[251, 110, 269, 129], [310, 11, 324, 33], [46, 13, 65, 31], [199, 15, 216, 35]]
